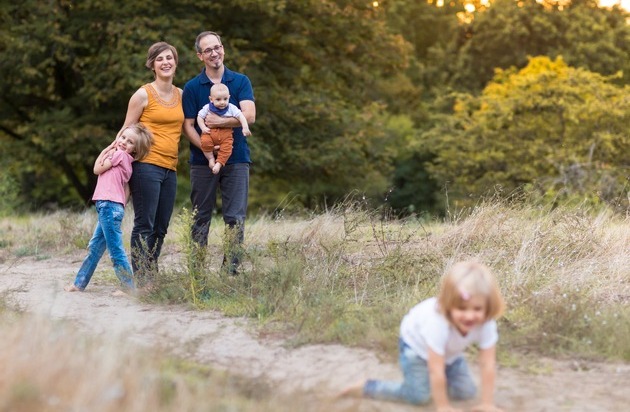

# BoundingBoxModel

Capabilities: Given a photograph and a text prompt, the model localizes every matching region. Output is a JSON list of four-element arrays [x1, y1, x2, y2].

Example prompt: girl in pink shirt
[[65, 124, 152, 293]]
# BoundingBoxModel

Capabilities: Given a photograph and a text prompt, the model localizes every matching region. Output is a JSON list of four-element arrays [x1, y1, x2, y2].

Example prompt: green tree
[[359, 0, 462, 214], [0, 0, 202, 208], [424, 56, 630, 208], [385, 0, 630, 213], [428, 0, 630, 93], [0, 0, 414, 211]]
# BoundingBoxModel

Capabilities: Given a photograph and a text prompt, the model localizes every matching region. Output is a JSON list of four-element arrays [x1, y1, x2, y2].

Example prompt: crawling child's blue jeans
[[363, 338, 477, 405]]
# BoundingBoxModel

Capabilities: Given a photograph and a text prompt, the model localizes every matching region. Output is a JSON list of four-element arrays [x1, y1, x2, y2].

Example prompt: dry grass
[[0, 314, 304, 412], [1, 199, 629, 362]]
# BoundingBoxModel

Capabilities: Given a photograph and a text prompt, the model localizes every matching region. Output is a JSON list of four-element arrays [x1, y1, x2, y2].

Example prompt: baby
[[197, 83, 251, 174]]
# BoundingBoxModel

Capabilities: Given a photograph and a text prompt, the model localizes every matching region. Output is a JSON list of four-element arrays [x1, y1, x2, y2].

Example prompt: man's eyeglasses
[[201, 45, 223, 55]]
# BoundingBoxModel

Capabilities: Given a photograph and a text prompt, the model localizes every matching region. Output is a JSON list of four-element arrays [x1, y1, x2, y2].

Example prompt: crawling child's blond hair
[[438, 260, 505, 323]]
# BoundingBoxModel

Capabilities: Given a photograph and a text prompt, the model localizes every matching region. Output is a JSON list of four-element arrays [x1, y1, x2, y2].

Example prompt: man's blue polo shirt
[[182, 66, 255, 166]]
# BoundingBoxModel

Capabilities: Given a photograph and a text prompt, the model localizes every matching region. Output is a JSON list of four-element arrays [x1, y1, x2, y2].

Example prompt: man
[[182, 31, 256, 274]]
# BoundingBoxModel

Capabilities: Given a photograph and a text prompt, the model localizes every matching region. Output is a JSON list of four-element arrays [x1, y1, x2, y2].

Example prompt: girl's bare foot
[[64, 284, 82, 292], [335, 380, 365, 399], [112, 289, 132, 297]]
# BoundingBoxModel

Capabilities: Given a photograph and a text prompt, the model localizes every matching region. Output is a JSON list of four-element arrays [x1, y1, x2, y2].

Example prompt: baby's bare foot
[[64, 284, 82, 292]]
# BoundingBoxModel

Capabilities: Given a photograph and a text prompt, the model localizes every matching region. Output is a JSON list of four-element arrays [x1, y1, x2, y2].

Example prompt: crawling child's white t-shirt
[[399, 297, 498, 365]]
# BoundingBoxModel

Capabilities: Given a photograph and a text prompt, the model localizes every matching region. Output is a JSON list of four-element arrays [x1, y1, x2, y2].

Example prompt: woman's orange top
[[139, 83, 184, 171]]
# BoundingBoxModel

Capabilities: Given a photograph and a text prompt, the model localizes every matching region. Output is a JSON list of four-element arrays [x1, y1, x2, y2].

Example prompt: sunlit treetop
[[371, 0, 628, 13], [428, 0, 626, 22]]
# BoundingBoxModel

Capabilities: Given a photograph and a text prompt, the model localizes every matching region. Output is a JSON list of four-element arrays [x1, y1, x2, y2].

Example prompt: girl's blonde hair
[[438, 260, 505, 322], [122, 123, 153, 161]]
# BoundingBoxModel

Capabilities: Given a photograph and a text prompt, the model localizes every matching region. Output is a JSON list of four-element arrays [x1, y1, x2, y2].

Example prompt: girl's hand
[[471, 404, 504, 412], [99, 144, 117, 166]]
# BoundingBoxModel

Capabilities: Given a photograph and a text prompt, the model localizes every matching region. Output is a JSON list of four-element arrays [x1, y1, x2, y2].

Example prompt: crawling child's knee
[[449, 385, 477, 400]]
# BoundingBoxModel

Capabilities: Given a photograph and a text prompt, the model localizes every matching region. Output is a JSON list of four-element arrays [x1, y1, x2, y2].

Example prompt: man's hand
[[204, 111, 228, 129]]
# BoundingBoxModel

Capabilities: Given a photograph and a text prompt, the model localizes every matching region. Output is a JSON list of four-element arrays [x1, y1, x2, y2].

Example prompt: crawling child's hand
[[436, 407, 463, 412], [471, 404, 504, 412]]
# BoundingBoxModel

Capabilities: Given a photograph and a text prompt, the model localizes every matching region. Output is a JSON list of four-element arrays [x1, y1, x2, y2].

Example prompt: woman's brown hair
[[145, 42, 178, 71]]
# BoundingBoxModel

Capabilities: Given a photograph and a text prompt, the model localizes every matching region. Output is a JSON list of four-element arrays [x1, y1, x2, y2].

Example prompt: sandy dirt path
[[1, 255, 628, 412]]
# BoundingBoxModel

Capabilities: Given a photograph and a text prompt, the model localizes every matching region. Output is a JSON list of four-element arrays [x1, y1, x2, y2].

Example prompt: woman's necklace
[[150, 81, 178, 107]]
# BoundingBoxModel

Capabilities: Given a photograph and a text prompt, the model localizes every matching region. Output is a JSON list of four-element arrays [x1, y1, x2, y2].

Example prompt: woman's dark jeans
[[129, 162, 177, 284]]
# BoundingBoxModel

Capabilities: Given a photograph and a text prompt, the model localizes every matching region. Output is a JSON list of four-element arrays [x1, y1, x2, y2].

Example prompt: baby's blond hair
[[210, 83, 229, 97], [437, 260, 505, 322]]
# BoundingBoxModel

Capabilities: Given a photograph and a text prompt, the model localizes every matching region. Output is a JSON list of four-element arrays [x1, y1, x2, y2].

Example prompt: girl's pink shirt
[[92, 149, 133, 205]]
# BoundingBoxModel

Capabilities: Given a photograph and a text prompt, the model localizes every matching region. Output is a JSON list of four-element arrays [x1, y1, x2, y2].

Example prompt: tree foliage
[[0, 0, 629, 213], [424, 56, 630, 208], [429, 0, 630, 93], [224, 1, 412, 207]]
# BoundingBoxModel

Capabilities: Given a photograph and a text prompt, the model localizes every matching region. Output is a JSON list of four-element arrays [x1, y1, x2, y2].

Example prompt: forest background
[[1, 0, 629, 216]]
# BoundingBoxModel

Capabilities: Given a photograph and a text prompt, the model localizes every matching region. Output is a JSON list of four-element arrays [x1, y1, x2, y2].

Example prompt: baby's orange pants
[[201, 128, 233, 166]]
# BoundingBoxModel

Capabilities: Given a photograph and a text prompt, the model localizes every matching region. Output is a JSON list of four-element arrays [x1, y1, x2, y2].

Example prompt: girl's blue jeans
[[73, 200, 134, 290], [363, 338, 477, 405]]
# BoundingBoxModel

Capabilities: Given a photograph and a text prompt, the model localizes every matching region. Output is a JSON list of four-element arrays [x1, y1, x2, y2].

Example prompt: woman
[[118, 42, 184, 284]]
